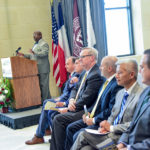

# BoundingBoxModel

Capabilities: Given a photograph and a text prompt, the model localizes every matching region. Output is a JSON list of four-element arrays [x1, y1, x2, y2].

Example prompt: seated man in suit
[[47, 58, 85, 126], [50, 47, 105, 150], [71, 59, 144, 150], [117, 49, 150, 150], [65, 56, 123, 150], [25, 56, 82, 145]]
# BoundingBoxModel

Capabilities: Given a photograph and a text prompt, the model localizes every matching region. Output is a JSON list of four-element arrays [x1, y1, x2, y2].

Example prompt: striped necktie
[[113, 92, 129, 125], [74, 72, 88, 102], [90, 80, 109, 118]]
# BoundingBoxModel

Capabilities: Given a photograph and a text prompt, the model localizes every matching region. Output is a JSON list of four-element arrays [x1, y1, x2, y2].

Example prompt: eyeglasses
[[79, 54, 92, 59]]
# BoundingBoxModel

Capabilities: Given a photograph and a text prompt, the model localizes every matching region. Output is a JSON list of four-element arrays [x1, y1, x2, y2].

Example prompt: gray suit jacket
[[70, 83, 144, 150], [119, 86, 150, 150], [24, 39, 50, 74], [107, 82, 143, 140]]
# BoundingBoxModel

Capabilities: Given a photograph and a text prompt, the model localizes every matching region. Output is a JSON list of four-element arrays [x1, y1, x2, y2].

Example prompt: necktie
[[113, 92, 129, 125], [69, 74, 71, 79], [74, 72, 88, 102], [90, 80, 109, 118]]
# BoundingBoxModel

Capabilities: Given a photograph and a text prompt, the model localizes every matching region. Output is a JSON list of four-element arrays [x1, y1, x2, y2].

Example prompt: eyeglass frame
[[79, 54, 93, 59]]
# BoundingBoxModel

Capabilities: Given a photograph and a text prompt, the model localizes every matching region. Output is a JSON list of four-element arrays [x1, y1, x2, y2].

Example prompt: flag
[[86, 0, 96, 47], [58, 2, 70, 59], [73, 0, 83, 57], [51, 4, 67, 87]]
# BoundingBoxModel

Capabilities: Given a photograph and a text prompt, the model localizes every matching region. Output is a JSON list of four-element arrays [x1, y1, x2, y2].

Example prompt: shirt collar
[[35, 39, 42, 44], [107, 74, 116, 83], [125, 81, 137, 95], [70, 72, 75, 76], [86, 65, 95, 76]]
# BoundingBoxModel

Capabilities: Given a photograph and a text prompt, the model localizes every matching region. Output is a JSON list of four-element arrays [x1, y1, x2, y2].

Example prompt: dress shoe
[[45, 129, 51, 136], [25, 135, 44, 145]]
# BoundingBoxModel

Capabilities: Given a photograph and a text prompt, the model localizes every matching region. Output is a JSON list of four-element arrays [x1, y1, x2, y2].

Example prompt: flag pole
[[50, 0, 53, 6]]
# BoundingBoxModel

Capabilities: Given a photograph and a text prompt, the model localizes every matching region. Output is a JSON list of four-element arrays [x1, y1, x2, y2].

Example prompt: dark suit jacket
[[69, 64, 105, 112], [88, 77, 123, 125], [59, 72, 80, 106], [129, 138, 150, 150], [119, 86, 150, 149]]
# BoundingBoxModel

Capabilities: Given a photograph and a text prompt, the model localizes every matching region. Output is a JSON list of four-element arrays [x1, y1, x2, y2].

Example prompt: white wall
[[132, 0, 150, 54]]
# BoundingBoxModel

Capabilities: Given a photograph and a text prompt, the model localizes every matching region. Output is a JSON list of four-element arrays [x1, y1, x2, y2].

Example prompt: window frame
[[104, 0, 134, 57]]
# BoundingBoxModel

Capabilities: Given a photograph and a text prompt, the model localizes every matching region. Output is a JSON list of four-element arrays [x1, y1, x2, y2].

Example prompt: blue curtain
[[51, 0, 107, 64], [77, 0, 87, 47], [61, 0, 74, 55], [89, 0, 108, 63]]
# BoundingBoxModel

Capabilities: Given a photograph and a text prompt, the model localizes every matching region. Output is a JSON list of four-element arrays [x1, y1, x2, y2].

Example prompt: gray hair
[[116, 59, 138, 79], [81, 47, 98, 62], [144, 49, 150, 69]]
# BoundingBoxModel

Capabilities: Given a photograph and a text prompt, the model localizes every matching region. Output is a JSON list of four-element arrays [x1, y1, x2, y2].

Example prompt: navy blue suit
[[35, 72, 79, 138], [119, 86, 150, 150], [65, 77, 123, 150], [50, 64, 105, 150]]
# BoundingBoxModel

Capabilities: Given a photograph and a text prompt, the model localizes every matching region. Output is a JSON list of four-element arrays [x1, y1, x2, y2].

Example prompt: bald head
[[103, 56, 118, 71], [100, 56, 118, 78], [33, 31, 42, 42]]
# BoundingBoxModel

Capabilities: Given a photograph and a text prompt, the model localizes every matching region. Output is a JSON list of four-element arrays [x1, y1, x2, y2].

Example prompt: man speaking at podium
[[18, 31, 51, 103]]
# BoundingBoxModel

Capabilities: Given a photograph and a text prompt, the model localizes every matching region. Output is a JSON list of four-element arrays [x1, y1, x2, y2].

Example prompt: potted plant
[[0, 77, 13, 113]]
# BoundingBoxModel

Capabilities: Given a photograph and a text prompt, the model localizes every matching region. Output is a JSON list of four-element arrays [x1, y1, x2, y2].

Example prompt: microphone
[[16, 47, 21, 54]]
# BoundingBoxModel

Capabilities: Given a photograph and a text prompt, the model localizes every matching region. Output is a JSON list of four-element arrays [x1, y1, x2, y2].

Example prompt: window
[[104, 0, 134, 56]]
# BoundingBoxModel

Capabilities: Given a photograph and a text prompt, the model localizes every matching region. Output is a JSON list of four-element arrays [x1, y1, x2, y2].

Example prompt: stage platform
[[0, 107, 42, 129]]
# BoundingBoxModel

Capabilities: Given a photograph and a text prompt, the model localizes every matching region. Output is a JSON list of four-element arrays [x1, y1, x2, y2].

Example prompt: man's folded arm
[[129, 138, 150, 150], [118, 132, 130, 145], [112, 122, 131, 134]]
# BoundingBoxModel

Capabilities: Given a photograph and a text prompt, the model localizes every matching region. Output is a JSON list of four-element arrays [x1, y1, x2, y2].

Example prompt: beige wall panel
[[141, 0, 150, 50], [131, 0, 144, 54], [0, 0, 59, 97], [131, 0, 150, 54]]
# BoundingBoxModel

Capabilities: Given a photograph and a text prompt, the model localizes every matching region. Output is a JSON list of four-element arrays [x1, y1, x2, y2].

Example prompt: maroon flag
[[73, 0, 83, 57]]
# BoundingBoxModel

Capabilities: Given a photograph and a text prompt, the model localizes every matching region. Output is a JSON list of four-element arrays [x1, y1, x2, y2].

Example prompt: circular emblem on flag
[[73, 17, 83, 57]]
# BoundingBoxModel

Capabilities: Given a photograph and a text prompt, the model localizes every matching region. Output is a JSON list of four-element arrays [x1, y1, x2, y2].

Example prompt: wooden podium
[[1, 56, 41, 109]]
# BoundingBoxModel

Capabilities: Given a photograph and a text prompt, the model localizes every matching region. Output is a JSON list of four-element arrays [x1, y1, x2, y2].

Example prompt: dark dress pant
[[65, 119, 99, 150], [50, 110, 84, 150]]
